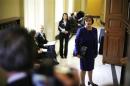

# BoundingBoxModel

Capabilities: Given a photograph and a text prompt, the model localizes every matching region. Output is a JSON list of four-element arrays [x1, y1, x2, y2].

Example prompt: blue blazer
[[75, 27, 98, 58]]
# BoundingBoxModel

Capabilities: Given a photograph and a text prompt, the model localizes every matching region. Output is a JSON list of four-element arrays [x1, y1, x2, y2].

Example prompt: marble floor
[[55, 30, 121, 86]]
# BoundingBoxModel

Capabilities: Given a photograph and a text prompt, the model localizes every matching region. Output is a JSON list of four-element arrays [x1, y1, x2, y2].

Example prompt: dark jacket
[[69, 17, 78, 33], [75, 27, 98, 58], [58, 20, 71, 34], [35, 32, 48, 48]]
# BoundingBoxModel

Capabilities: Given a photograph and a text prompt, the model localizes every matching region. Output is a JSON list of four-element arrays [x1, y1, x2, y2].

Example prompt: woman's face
[[85, 18, 93, 27], [63, 14, 68, 20]]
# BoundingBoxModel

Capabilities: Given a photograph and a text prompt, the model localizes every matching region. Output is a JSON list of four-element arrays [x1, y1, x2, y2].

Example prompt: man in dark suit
[[35, 27, 48, 48], [35, 26, 59, 65]]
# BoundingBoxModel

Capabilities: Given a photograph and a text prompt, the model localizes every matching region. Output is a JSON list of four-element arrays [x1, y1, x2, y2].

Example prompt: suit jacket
[[35, 32, 48, 48], [75, 27, 98, 58], [58, 20, 71, 34]]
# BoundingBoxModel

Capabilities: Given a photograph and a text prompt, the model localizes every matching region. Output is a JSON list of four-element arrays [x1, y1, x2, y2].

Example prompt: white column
[[34, 0, 44, 31], [55, 0, 63, 36], [24, 0, 44, 31], [44, 0, 55, 41], [24, 0, 35, 30], [68, 0, 74, 14]]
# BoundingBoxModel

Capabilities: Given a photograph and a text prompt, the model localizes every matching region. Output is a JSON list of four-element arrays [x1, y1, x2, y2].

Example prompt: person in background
[[99, 21, 105, 55], [76, 11, 85, 28], [69, 13, 78, 35], [35, 26, 59, 65], [29, 30, 63, 86], [29, 30, 47, 60], [35, 26, 48, 48], [75, 16, 98, 86], [35, 27, 49, 60], [58, 13, 71, 58]]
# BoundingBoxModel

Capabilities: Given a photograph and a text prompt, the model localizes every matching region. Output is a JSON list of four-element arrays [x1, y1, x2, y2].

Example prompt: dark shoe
[[61, 56, 64, 58], [88, 81, 98, 86], [60, 55, 64, 58], [53, 59, 59, 65], [80, 83, 85, 86], [63, 55, 67, 58], [64, 56, 67, 58]]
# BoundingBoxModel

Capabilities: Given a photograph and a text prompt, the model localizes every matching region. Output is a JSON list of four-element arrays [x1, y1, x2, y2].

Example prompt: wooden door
[[103, 0, 127, 65]]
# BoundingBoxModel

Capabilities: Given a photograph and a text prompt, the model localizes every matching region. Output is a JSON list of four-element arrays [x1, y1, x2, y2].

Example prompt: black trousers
[[59, 33, 69, 58]]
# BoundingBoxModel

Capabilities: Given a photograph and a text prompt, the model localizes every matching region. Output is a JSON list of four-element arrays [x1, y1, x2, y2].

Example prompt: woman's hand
[[64, 31, 68, 34], [38, 48, 43, 53]]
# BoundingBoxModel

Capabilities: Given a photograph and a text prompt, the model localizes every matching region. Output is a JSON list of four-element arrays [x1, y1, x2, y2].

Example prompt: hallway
[[0, 0, 129, 85], [55, 29, 121, 86]]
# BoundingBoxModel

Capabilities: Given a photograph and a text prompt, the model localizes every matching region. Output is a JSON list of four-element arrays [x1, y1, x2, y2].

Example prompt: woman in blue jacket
[[58, 13, 70, 58], [75, 16, 98, 86]]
